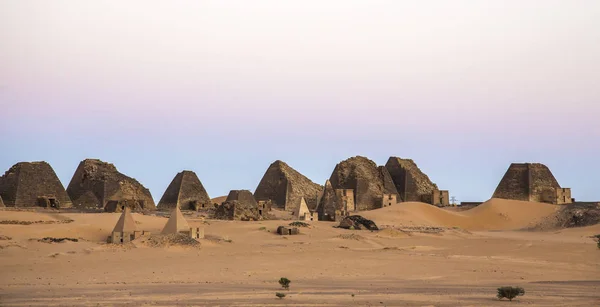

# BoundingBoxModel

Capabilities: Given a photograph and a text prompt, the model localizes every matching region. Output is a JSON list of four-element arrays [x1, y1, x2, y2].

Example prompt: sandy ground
[[0, 199, 599, 306]]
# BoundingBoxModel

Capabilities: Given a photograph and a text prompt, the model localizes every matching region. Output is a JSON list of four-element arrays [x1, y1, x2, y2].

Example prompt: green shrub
[[278, 277, 291, 290], [497, 286, 525, 301], [275, 292, 286, 299]]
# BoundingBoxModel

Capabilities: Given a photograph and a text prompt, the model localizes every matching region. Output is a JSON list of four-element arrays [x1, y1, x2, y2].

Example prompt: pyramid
[[0, 195, 5, 207], [254, 160, 322, 211], [329, 156, 399, 211], [385, 157, 439, 202], [157, 170, 211, 210], [66, 159, 155, 211], [226, 190, 258, 207], [0, 161, 72, 208], [161, 206, 190, 234], [294, 197, 311, 220], [112, 206, 137, 233], [316, 180, 337, 220], [214, 190, 261, 220], [493, 163, 571, 204]]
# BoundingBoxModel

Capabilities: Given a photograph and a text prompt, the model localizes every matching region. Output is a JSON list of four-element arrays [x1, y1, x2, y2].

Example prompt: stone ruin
[[214, 190, 263, 221], [277, 225, 300, 235], [338, 215, 379, 231], [254, 160, 322, 212], [107, 207, 150, 244], [316, 180, 357, 221], [0, 161, 72, 208], [161, 206, 203, 239], [385, 157, 449, 206], [157, 170, 211, 210], [66, 159, 155, 211], [328, 156, 399, 211], [493, 163, 572, 204]]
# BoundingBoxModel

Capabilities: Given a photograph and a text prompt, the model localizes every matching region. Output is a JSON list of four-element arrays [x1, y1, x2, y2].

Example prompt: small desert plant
[[275, 292, 286, 299], [289, 221, 310, 227], [349, 226, 355, 230], [594, 234, 600, 249], [278, 277, 291, 290], [258, 226, 267, 231], [497, 286, 525, 301]]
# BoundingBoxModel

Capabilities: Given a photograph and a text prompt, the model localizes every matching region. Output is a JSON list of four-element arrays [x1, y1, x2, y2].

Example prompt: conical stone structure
[[0, 195, 5, 207], [254, 160, 322, 211], [0, 161, 72, 208], [161, 206, 190, 234], [316, 180, 337, 221], [112, 207, 137, 233], [157, 171, 211, 210], [66, 159, 155, 211], [329, 156, 399, 211]]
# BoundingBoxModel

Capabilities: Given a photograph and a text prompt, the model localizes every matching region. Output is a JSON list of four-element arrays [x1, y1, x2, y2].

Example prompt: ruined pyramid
[[0, 161, 72, 208], [157, 170, 211, 210], [112, 206, 137, 233], [254, 160, 322, 211], [385, 157, 439, 203], [294, 197, 311, 220], [329, 156, 399, 211], [493, 163, 571, 204], [316, 180, 339, 221], [161, 206, 190, 234], [66, 159, 155, 211]]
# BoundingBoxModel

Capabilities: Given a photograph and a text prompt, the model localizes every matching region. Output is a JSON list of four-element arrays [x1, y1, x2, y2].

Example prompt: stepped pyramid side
[[66, 159, 155, 211], [158, 171, 211, 210], [254, 160, 322, 211], [0, 161, 72, 208]]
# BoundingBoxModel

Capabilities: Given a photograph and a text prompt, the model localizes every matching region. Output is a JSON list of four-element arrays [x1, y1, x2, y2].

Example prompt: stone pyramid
[[329, 156, 399, 211], [157, 170, 211, 210], [385, 157, 439, 202], [493, 163, 568, 203], [316, 180, 337, 220], [294, 197, 311, 219], [0, 195, 5, 207], [66, 159, 155, 211], [112, 207, 137, 233], [0, 161, 72, 208], [161, 206, 190, 234], [254, 160, 322, 211]]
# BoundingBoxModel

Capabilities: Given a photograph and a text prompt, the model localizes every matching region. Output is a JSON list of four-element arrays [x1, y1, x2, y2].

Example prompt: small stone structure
[[67, 159, 155, 211], [161, 206, 204, 239], [107, 207, 150, 243], [492, 163, 573, 204], [254, 160, 322, 211], [276, 226, 300, 235], [257, 200, 272, 218], [329, 156, 399, 211], [157, 170, 211, 210], [385, 157, 449, 206], [294, 197, 317, 221], [381, 193, 397, 207], [0, 161, 72, 208]]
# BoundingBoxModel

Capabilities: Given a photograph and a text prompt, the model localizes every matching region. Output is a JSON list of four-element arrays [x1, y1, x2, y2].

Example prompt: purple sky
[[1, 1, 599, 202]]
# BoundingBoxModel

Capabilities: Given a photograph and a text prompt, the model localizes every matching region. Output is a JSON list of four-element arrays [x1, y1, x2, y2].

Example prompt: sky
[[1, 1, 599, 203]]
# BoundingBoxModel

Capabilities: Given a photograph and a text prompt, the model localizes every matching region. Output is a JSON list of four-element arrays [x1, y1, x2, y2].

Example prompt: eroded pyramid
[[329, 156, 398, 211], [66, 159, 155, 211], [0, 161, 72, 208], [157, 170, 211, 210], [254, 160, 322, 211], [385, 157, 439, 202]]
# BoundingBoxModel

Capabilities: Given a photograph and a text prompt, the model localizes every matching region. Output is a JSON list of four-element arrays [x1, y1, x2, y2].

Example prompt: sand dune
[[361, 198, 559, 231]]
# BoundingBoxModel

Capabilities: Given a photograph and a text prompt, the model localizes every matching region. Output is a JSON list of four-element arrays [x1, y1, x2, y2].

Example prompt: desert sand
[[1, 199, 598, 306]]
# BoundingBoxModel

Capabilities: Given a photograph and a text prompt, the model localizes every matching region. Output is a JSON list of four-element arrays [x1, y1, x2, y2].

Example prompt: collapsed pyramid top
[[157, 170, 211, 210], [385, 157, 439, 202], [66, 159, 155, 210], [161, 206, 190, 234], [254, 160, 322, 211], [0, 161, 72, 208], [112, 206, 137, 233], [329, 156, 398, 211]]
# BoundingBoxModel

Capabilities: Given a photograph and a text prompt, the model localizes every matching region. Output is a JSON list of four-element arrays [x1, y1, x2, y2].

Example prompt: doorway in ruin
[[259, 209, 263, 216], [48, 198, 58, 208], [288, 229, 292, 235]]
